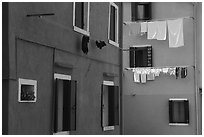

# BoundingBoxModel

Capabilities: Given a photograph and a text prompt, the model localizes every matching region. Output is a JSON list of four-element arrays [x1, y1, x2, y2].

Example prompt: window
[[54, 74, 77, 134], [73, 2, 90, 36], [131, 2, 151, 21], [108, 3, 119, 47], [129, 45, 152, 68], [18, 78, 37, 102], [101, 81, 119, 131], [169, 98, 189, 125]]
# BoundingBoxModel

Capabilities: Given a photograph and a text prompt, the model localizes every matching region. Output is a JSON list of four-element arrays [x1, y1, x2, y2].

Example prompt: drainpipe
[[192, 2, 199, 135]]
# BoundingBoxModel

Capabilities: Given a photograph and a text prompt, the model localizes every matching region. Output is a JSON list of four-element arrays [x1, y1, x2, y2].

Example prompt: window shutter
[[75, 2, 84, 29], [108, 86, 119, 126], [147, 46, 152, 67], [129, 47, 135, 68], [184, 100, 189, 123], [108, 86, 115, 126], [101, 85, 109, 127], [54, 79, 64, 133], [110, 6, 116, 41], [113, 86, 119, 125], [68, 80, 77, 131]]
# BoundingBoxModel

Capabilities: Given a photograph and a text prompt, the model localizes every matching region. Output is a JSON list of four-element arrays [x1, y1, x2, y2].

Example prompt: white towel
[[140, 73, 147, 83], [147, 22, 157, 39], [167, 18, 184, 48], [156, 21, 167, 40], [133, 71, 140, 83], [141, 22, 147, 33]]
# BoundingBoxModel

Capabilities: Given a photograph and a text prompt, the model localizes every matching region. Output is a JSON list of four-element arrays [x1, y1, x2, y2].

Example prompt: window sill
[[103, 126, 115, 131], [74, 26, 90, 36], [169, 123, 189, 126], [108, 40, 119, 47]]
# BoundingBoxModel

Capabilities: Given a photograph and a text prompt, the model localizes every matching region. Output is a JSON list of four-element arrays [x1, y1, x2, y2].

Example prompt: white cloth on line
[[140, 73, 147, 83], [156, 21, 167, 40], [141, 22, 147, 33], [147, 22, 157, 39], [133, 71, 140, 83], [167, 18, 184, 48]]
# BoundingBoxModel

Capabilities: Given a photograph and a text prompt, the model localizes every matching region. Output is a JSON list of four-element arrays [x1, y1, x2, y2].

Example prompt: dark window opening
[[54, 79, 77, 133], [110, 5, 116, 42], [101, 84, 119, 127], [131, 2, 151, 21], [169, 99, 189, 124], [75, 2, 84, 29], [129, 46, 152, 68]]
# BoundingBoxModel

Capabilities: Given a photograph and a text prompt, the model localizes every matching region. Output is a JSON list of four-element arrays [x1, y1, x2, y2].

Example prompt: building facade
[[122, 2, 202, 135], [2, 2, 123, 135]]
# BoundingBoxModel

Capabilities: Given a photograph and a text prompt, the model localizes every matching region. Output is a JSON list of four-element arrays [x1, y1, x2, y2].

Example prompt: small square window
[[18, 78, 37, 102], [73, 2, 90, 36], [169, 98, 189, 125], [129, 45, 152, 68]]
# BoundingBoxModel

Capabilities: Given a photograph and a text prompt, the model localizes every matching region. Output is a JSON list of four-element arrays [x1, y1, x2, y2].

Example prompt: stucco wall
[[5, 2, 122, 135], [122, 2, 200, 135]]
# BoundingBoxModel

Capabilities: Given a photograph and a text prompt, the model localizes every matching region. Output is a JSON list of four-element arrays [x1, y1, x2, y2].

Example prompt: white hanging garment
[[133, 71, 140, 83], [167, 18, 184, 48], [156, 21, 167, 40], [147, 72, 155, 81], [147, 22, 157, 39], [141, 22, 148, 33]]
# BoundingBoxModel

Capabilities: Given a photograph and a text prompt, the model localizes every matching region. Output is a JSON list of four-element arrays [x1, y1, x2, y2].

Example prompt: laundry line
[[124, 65, 195, 70], [123, 16, 194, 25]]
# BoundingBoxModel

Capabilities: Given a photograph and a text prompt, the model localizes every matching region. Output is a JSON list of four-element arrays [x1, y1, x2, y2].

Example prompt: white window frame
[[53, 73, 71, 135], [73, 2, 90, 36], [169, 98, 189, 126], [18, 78, 37, 103], [102, 80, 115, 131], [108, 2, 119, 47]]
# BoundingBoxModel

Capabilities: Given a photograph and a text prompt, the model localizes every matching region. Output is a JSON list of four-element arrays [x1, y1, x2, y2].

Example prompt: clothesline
[[123, 16, 194, 25], [125, 65, 195, 70]]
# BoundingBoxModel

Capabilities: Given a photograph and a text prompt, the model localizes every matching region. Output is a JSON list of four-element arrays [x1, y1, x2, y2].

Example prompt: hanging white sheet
[[156, 21, 167, 40], [147, 22, 157, 39], [167, 18, 184, 48]]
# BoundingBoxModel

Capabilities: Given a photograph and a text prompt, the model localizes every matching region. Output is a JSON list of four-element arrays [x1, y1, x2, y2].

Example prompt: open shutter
[[114, 86, 119, 125], [102, 85, 109, 127], [129, 47, 135, 68], [108, 86, 119, 126], [54, 79, 64, 133], [68, 80, 77, 131], [184, 100, 189, 123]]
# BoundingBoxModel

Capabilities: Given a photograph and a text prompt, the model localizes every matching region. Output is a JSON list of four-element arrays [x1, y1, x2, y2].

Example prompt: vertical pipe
[[193, 3, 199, 135]]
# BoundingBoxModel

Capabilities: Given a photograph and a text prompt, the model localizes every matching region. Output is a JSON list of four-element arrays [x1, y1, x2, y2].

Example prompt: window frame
[[53, 73, 71, 135], [73, 2, 90, 36], [108, 2, 119, 47], [169, 98, 189, 126], [18, 78, 37, 103], [102, 80, 119, 131]]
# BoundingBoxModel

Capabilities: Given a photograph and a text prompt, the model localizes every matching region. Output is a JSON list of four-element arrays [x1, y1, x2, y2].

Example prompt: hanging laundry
[[96, 40, 106, 49], [82, 35, 90, 54], [156, 21, 167, 40], [181, 67, 187, 78], [154, 68, 161, 77], [167, 18, 184, 48], [168, 67, 176, 76], [133, 71, 140, 83], [175, 67, 180, 79], [140, 72, 147, 83], [147, 22, 157, 39], [162, 67, 169, 74], [141, 22, 147, 33], [147, 72, 155, 81], [129, 23, 140, 35]]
